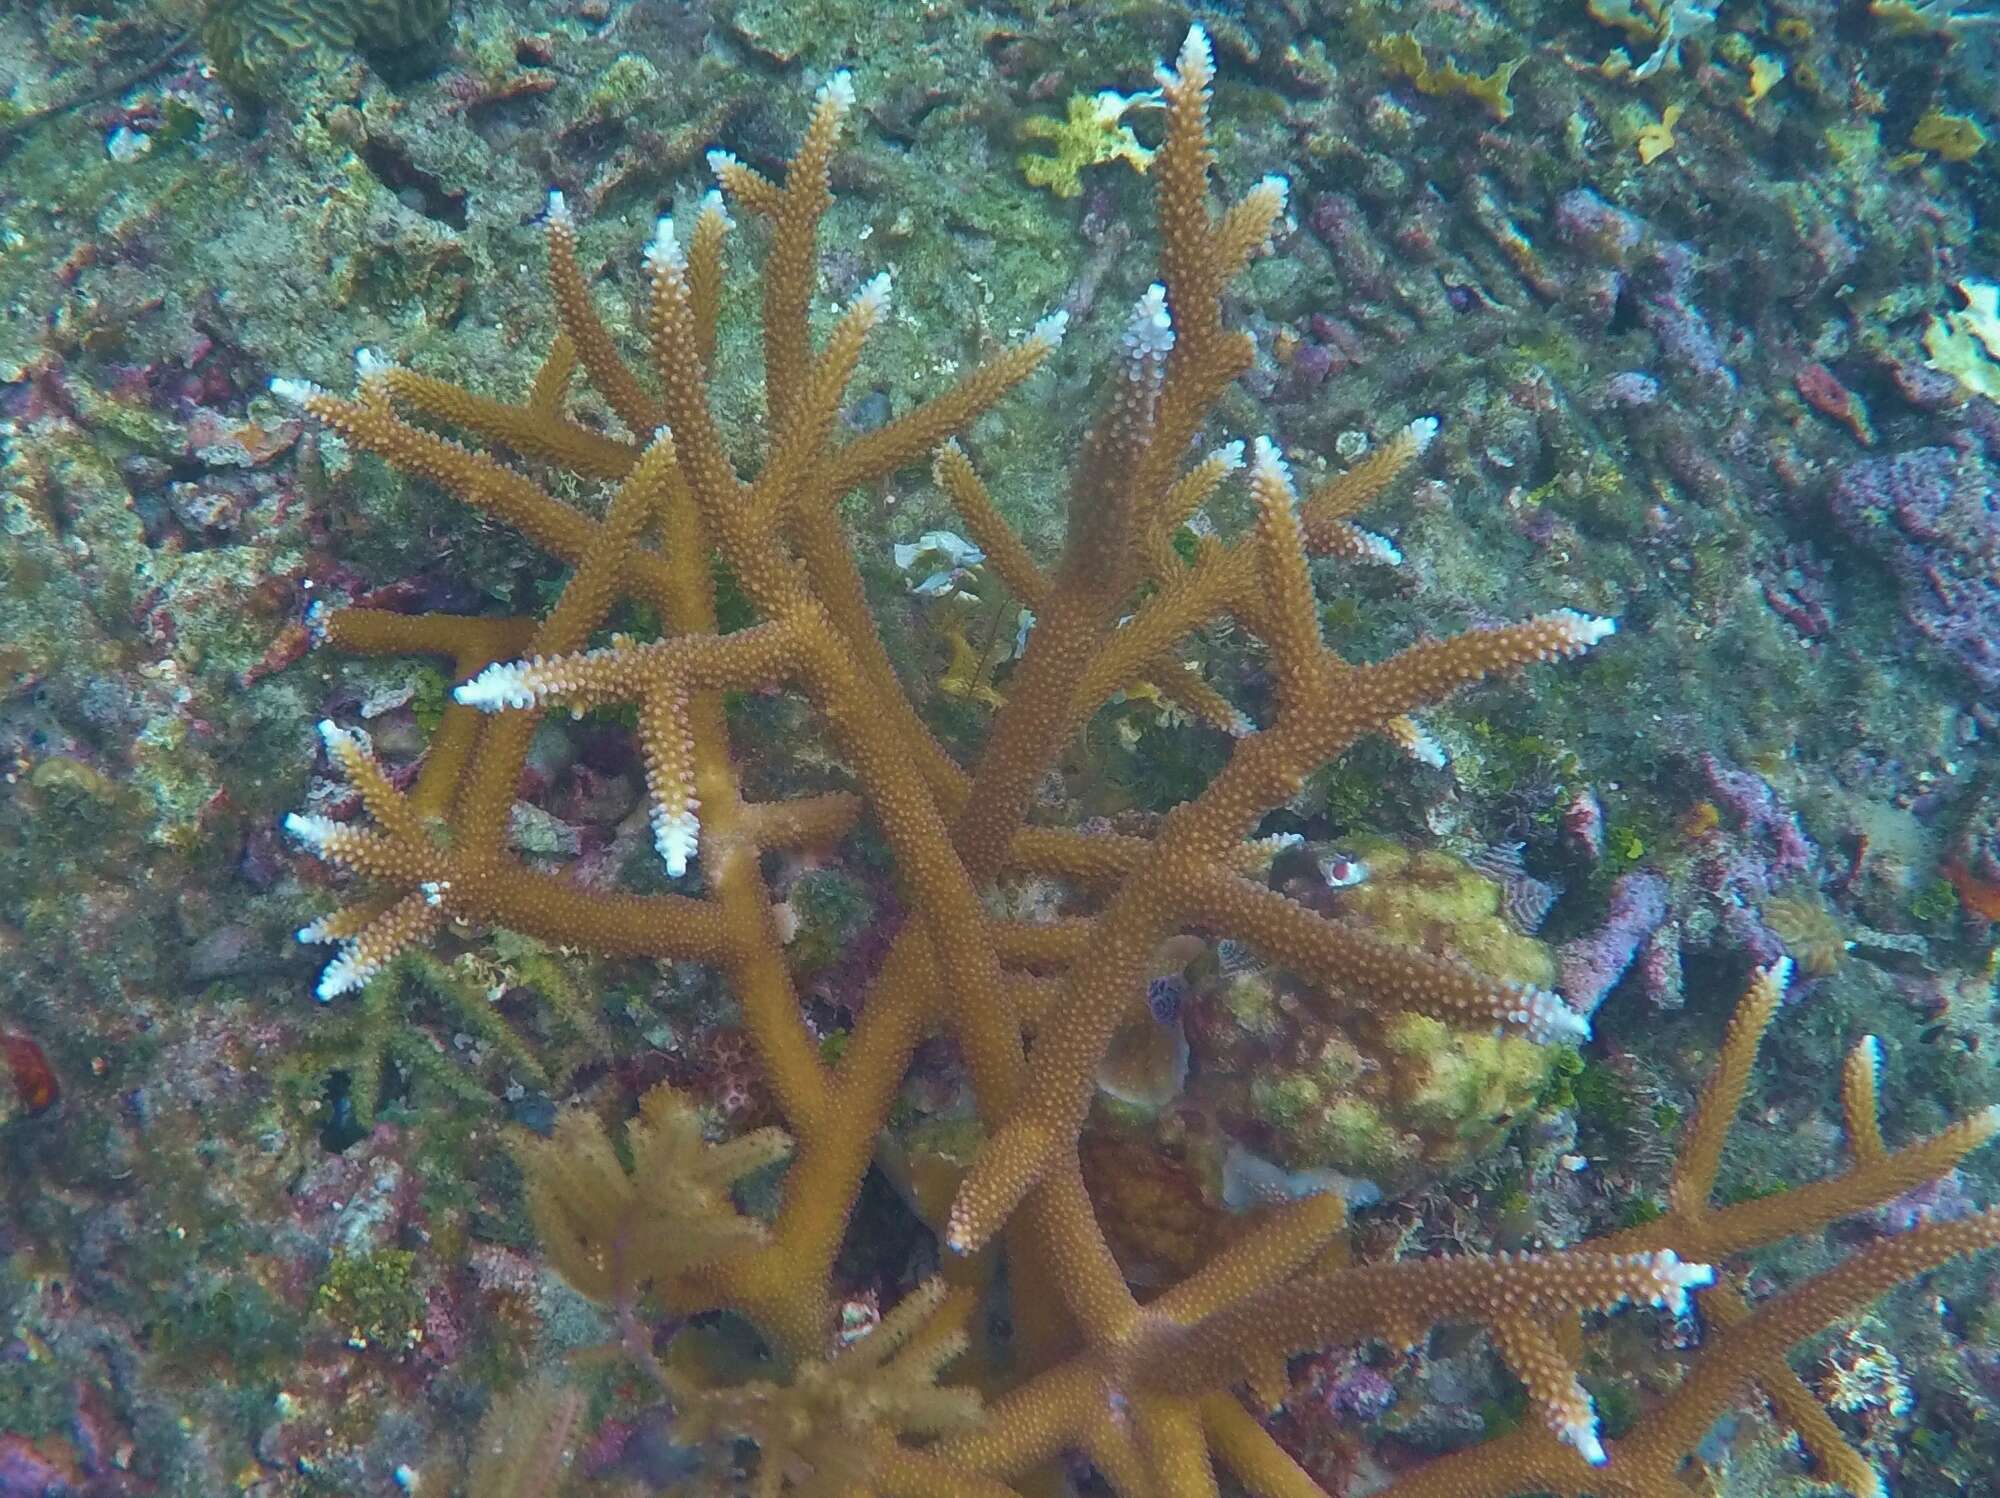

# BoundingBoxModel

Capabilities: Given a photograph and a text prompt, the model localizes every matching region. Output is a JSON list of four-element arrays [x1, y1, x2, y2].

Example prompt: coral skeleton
[[278, 29, 2000, 1496]]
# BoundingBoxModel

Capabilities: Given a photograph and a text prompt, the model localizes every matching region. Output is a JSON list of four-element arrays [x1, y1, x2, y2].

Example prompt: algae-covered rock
[[201, 0, 450, 95], [1184, 839, 1561, 1193]]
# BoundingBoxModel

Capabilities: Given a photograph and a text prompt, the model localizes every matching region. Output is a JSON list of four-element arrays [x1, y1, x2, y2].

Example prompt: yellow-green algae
[[1226, 838, 1560, 1189]]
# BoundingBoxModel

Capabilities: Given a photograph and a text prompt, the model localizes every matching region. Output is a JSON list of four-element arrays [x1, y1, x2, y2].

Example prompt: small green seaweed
[[1616, 1195, 1667, 1229], [1911, 876, 1960, 923], [316, 1248, 423, 1352], [1374, 33, 1525, 122], [1019, 90, 1158, 199], [1535, 1043, 1585, 1110]]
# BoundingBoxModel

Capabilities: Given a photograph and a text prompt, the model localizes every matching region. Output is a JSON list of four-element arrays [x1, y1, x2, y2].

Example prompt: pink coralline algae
[[1633, 245, 1738, 399], [1829, 445, 2000, 694], [1558, 870, 1669, 1015], [1635, 920, 1686, 1010], [1699, 753, 1816, 888], [1597, 371, 1661, 409], [1554, 188, 1644, 261], [1759, 543, 1836, 641], [1561, 786, 1605, 862]]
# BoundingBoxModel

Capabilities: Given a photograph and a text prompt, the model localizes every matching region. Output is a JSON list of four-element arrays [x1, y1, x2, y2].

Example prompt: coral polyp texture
[[275, 30, 2000, 1498]]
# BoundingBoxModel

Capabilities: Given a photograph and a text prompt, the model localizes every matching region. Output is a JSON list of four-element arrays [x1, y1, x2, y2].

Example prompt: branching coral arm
[[1201, 1395, 1328, 1498], [542, 189, 662, 435], [949, 610, 1615, 1253], [1180, 870, 1587, 1043]]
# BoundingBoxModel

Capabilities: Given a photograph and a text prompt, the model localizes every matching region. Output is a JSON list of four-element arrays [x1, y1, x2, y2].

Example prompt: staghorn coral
[[270, 28, 2000, 1497], [514, 1084, 791, 1306]]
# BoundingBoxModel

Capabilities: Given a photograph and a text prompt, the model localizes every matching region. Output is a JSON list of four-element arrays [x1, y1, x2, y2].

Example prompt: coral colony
[[274, 29, 2000, 1498]]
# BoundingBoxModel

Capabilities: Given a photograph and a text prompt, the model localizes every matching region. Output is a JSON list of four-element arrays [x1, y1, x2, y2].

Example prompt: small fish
[[1318, 852, 1369, 888], [1, 1030, 58, 1116], [1219, 1143, 1380, 1214], [1096, 1004, 1189, 1109]]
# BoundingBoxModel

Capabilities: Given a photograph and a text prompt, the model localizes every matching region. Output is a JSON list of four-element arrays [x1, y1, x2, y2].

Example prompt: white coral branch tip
[[1506, 982, 1589, 1044], [1249, 434, 1295, 491], [1405, 727, 1449, 769], [1355, 528, 1403, 566], [296, 915, 339, 945], [852, 271, 892, 324], [1550, 609, 1618, 648], [317, 948, 376, 1002], [269, 377, 325, 407], [1213, 440, 1246, 471], [1124, 283, 1174, 360], [707, 148, 742, 181], [546, 189, 573, 228], [817, 69, 856, 114], [1558, 1395, 1608, 1466], [697, 188, 732, 229], [1407, 415, 1440, 452], [1645, 1249, 1715, 1316], [283, 812, 341, 851], [1255, 174, 1291, 214], [653, 806, 700, 878], [1030, 309, 1069, 348], [317, 718, 367, 761], [1157, 23, 1215, 92], [455, 660, 540, 712], [646, 216, 686, 275]]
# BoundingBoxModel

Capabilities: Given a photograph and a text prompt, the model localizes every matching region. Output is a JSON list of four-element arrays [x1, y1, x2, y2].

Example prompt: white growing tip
[[1249, 434, 1293, 488], [1647, 1249, 1715, 1316], [1407, 415, 1440, 452], [283, 812, 339, 851], [645, 215, 685, 274], [1561, 1403, 1608, 1467], [1158, 23, 1215, 92], [1256, 173, 1290, 213], [545, 189, 573, 227], [851, 270, 892, 323], [296, 915, 339, 945], [1355, 528, 1403, 567], [1213, 439, 1246, 471], [697, 188, 732, 228], [269, 376, 324, 407], [455, 660, 539, 712], [1406, 728, 1449, 769], [706, 147, 741, 181], [1763, 954, 1795, 992], [1551, 609, 1618, 648], [316, 948, 373, 1002], [1124, 283, 1174, 359], [354, 347, 392, 380], [1030, 308, 1069, 348], [653, 807, 700, 878], [317, 718, 363, 758], [1510, 982, 1589, 1044], [817, 69, 856, 114]]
